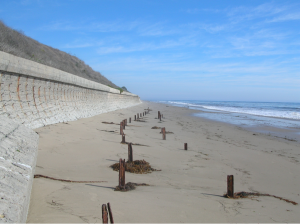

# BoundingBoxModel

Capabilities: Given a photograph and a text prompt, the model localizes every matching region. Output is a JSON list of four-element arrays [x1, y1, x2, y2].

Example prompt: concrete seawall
[[0, 51, 141, 222]]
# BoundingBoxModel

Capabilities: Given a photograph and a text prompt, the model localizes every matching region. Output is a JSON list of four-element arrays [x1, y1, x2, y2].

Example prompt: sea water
[[157, 100, 300, 141]]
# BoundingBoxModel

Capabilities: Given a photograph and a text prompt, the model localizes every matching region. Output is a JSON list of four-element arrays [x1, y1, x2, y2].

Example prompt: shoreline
[[27, 101, 300, 223], [158, 101, 300, 143]]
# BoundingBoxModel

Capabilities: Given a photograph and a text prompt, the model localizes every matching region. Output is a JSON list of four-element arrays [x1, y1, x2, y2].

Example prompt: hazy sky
[[1, 0, 300, 102]]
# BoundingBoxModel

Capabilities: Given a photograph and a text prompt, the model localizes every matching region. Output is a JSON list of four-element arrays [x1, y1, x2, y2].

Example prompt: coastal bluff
[[0, 51, 141, 222]]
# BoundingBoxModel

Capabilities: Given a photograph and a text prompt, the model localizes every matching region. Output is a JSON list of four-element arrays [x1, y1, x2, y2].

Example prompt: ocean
[[157, 100, 300, 142]]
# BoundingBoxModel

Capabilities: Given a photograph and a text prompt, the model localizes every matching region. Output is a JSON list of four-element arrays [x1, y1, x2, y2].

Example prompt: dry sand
[[27, 101, 300, 223]]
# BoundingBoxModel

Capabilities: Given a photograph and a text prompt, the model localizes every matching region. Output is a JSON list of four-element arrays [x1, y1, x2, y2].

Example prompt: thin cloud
[[267, 12, 300, 22]]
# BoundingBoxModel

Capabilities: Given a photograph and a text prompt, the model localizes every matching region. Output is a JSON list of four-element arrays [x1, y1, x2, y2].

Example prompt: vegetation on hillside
[[0, 20, 119, 88]]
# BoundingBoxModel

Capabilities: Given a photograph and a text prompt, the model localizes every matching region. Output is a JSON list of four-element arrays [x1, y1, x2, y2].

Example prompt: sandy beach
[[27, 101, 300, 223]]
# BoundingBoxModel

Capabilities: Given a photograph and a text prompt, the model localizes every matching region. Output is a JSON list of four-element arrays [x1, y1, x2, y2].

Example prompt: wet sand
[[27, 101, 300, 223]]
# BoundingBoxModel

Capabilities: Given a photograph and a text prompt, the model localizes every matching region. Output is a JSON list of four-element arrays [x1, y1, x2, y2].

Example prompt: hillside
[[0, 20, 119, 88]]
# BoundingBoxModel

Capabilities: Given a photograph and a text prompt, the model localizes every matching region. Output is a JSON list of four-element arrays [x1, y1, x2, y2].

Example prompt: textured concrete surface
[[0, 51, 141, 222], [0, 115, 39, 223]]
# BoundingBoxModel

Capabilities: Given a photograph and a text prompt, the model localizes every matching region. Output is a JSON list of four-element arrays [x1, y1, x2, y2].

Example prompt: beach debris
[[151, 126, 161, 129], [100, 130, 116, 133], [224, 191, 298, 205], [110, 159, 161, 174], [120, 141, 149, 146], [102, 122, 115, 124], [135, 119, 146, 122], [119, 159, 126, 190], [184, 143, 188, 150], [162, 127, 166, 140], [34, 175, 107, 183], [159, 130, 174, 134], [114, 182, 149, 192], [128, 143, 133, 162]]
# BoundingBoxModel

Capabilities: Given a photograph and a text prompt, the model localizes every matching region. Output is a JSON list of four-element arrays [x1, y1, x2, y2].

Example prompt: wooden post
[[137, 113, 139, 119], [119, 159, 125, 189], [120, 122, 123, 135], [102, 204, 108, 223], [227, 175, 234, 198], [129, 117, 131, 123], [107, 203, 114, 224], [123, 120, 125, 129], [128, 143, 133, 162], [160, 114, 161, 121], [162, 127, 166, 140], [158, 111, 160, 119], [184, 143, 188, 150], [140, 113, 142, 117], [122, 134, 125, 143], [125, 119, 127, 126], [134, 115, 136, 121]]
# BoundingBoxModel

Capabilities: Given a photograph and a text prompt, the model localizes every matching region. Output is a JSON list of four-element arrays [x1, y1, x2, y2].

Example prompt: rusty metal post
[[120, 122, 123, 135], [184, 143, 188, 150], [122, 134, 125, 143], [102, 204, 108, 223], [119, 159, 125, 189], [227, 175, 234, 197], [107, 203, 114, 224], [162, 127, 166, 140], [134, 115, 136, 121], [128, 143, 133, 162], [129, 117, 131, 123]]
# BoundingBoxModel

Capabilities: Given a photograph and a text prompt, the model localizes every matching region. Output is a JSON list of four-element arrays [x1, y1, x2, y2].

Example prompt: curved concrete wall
[[0, 51, 141, 222]]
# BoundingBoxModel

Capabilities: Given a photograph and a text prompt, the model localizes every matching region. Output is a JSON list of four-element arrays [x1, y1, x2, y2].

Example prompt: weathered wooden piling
[[128, 143, 133, 162], [119, 159, 125, 189], [137, 113, 139, 119], [102, 204, 108, 223], [162, 127, 166, 140], [120, 122, 123, 135], [129, 117, 131, 123], [134, 115, 136, 121], [227, 175, 234, 197], [184, 143, 188, 150], [107, 202, 114, 224], [158, 111, 160, 119], [122, 134, 125, 143]]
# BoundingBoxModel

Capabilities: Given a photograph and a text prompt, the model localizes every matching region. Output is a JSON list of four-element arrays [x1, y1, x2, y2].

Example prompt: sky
[[0, 0, 300, 102]]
